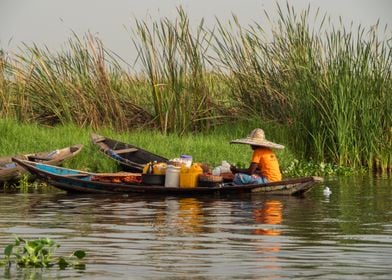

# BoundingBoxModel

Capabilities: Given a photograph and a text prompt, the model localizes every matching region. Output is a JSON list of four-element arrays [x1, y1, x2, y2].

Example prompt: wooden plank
[[94, 136, 106, 143], [114, 148, 138, 154], [27, 155, 52, 161]]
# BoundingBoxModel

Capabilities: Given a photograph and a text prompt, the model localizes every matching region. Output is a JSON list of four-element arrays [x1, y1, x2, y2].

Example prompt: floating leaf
[[73, 250, 86, 259], [73, 263, 86, 270], [58, 257, 69, 269], [4, 245, 13, 257]]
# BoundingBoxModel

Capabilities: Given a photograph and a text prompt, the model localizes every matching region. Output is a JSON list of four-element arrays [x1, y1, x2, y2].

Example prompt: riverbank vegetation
[[0, 4, 391, 173], [0, 119, 353, 182]]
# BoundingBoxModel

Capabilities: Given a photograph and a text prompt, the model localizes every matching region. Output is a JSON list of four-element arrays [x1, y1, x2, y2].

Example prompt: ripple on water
[[1, 178, 392, 279]]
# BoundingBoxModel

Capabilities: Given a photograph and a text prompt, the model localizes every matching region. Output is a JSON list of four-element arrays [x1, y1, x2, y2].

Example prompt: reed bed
[[0, 4, 391, 172], [212, 4, 392, 172], [1, 35, 151, 130], [133, 7, 226, 135]]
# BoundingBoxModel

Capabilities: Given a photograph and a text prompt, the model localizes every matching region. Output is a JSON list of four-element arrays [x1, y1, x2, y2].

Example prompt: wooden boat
[[0, 144, 83, 186], [12, 158, 324, 196], [91, 133, 168, 172]]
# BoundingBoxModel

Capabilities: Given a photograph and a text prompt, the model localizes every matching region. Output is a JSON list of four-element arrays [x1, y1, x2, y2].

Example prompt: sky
[[1, 0, 391, 63]]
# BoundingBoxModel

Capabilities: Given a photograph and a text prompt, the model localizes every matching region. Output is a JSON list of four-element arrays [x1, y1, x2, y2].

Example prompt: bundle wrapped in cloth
[[212, 160, 234, 181]]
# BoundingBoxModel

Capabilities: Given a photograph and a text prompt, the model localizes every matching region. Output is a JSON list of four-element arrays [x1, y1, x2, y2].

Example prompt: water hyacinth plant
[[0, 236, 86, 269]]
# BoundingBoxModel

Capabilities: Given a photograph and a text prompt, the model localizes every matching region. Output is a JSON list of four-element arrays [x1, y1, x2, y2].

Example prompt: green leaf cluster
[[283, 159, 357, 177], [0, 236, 86, 270]]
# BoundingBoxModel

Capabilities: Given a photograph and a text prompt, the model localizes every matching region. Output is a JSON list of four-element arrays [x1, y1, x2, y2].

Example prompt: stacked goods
[[197, 160, 235, 187], [163, 157, 186, 188], [165, 155, 198, 188], [141, 157, 233, 188]]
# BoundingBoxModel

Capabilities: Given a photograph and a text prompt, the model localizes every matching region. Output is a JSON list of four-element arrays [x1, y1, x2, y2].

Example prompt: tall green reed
[[213, 3, 391, 172], [0, 50, 16, 119], [4, 34, 149, 130], [133, 7, 224, 135]]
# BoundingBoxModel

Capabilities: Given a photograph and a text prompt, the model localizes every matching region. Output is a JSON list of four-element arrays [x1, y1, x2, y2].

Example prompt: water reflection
[[251, 200, 284, 277], [177, 198, 203, 234], [0, 176, 392, 279], [152, 197, 204, 235], [253, 200, 283, 236]]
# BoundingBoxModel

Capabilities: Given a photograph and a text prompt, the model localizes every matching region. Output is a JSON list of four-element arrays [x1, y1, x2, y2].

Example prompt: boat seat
[[113, 148, 138, 154], [27, 155, 52, 161], [94, 136, 106, 143]]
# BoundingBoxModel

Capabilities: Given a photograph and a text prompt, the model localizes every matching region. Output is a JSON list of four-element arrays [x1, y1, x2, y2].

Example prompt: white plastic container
[[180, 154, 192, 168], [165, 165, 181, 188]]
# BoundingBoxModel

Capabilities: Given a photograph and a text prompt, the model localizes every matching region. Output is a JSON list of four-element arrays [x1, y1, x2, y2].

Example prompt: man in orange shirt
[[230, 128, 284, 184]]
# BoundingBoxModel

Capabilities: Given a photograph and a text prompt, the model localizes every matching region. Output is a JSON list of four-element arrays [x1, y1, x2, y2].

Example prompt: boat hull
[[91, 133, 168, 172], [0, 144, 83, 185], [13, 158, 323, 196]]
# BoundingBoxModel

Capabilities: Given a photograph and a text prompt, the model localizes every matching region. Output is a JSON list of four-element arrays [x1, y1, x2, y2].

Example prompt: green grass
[[0, 119, 350, 179]]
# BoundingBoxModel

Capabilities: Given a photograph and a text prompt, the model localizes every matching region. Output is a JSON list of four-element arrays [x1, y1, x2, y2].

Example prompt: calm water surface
[[1, 176, 391, 279]]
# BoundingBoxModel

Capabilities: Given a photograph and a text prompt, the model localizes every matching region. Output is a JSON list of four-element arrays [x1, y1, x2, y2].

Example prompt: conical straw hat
[[230, 128, 285, 149]]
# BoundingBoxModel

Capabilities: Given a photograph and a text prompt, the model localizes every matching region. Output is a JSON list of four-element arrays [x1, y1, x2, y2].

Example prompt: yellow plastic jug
[[153, 162, 167, 175], [179, 163, 203, 188], [143, 162, 151, 174]]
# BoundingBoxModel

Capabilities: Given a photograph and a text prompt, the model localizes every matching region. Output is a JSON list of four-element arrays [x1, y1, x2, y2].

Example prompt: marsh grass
[[213, 3, 392, 172], [133, 7, 226, 135], [2, 34, 151, 130]]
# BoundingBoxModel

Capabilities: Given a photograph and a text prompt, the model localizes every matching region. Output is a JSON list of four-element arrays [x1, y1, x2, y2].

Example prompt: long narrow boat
[[12, 158, 324, 196], [91, 133, 168, 172], [0, 144, 83, 186]]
